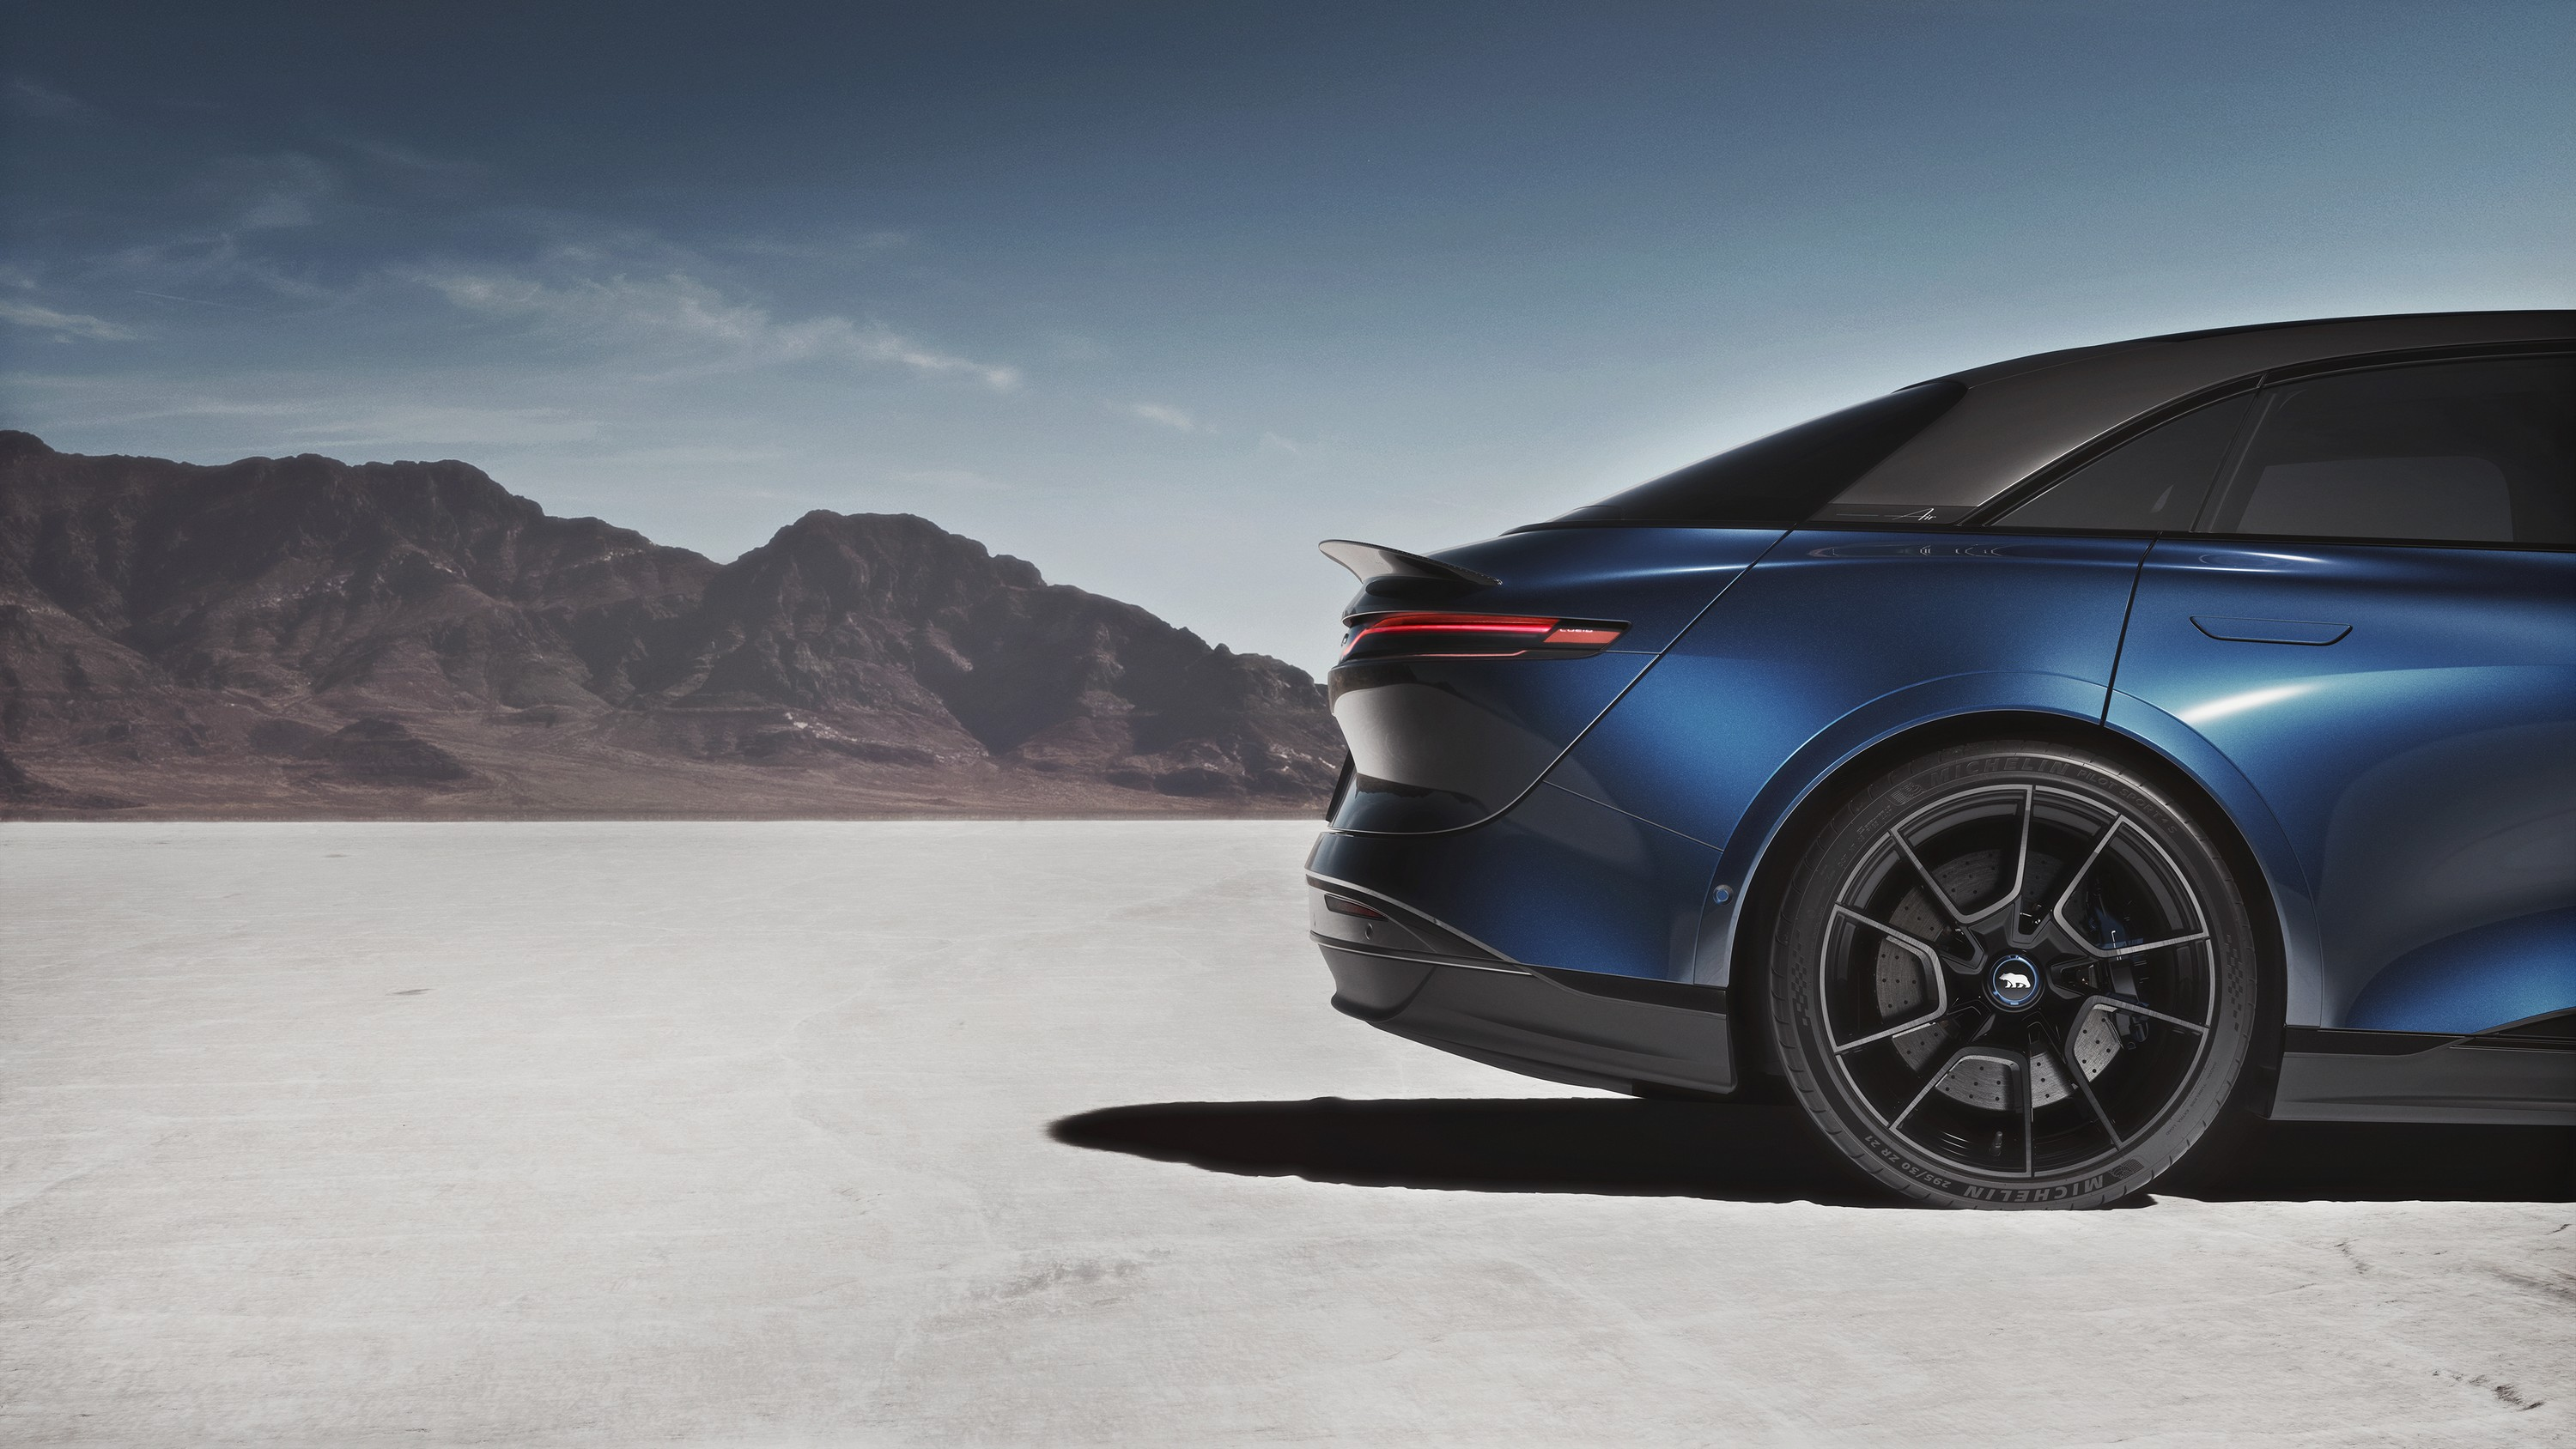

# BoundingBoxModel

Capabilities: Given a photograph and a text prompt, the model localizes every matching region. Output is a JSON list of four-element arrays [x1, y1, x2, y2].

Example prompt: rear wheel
[[1767, 741, 2259, 1208]]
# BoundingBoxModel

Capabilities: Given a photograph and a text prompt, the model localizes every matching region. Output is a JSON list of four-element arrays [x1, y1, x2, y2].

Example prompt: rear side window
[[1552, 380, 1965, 526], [1998, 391, 2253, 532], [2205, 356, 2574, 546]]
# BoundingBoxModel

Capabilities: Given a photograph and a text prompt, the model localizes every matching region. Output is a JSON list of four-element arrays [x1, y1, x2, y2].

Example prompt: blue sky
[[4, 1, 2570, 672]]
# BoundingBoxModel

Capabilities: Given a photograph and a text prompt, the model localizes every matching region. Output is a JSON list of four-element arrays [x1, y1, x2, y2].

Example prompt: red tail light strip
[[1340, 613, 1628, 660]]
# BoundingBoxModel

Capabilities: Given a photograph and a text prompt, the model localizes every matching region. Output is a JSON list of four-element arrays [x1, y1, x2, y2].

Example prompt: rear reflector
[[1540, 624, 1626, 647], [1322, 894, 1386, 919], [1340, 612, 1627, 662]]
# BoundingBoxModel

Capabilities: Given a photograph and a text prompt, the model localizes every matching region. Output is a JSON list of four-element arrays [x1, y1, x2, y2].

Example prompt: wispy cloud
[[94, 231, 348, 306], [193, 152, 337, 231], [0, 300, 137, 342], [594, 443, 791, 468], [407, 262, 1021, 389], [1257, 430, 1301, 455], [278, 403, 600, 448], [131, 288, 258, 311], [720, 229, 912, 260], [1119, 401, 1200, 431], [2, 381, 595, 450], [6, 76, 100, 123], [890, 466, 1009, 493], [337, 136, 489, 190]]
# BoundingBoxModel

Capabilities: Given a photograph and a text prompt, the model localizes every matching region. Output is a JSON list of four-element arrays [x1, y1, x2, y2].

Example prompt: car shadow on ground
[[1051, 1098, 2574, 1207]]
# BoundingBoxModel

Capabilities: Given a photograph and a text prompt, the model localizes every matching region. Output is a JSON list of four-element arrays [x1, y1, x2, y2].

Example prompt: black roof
[[1836, 310, 2575, 513]]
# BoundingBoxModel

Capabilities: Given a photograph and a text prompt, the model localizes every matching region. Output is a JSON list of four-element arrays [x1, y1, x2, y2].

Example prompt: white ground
[[3, 822, 2568, 1448]]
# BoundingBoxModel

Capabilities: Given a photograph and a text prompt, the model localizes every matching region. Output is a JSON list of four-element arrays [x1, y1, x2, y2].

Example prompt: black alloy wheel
[[1768, 741, 2260, 1209]]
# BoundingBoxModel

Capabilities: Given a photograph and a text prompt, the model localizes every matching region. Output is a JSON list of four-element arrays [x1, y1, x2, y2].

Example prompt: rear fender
[[1659, 679, 2318, 1031], [1630, 671, 2109, 987]]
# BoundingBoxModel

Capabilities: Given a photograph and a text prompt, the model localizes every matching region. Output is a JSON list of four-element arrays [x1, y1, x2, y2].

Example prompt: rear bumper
[[1319, 939, 1737, 1095]]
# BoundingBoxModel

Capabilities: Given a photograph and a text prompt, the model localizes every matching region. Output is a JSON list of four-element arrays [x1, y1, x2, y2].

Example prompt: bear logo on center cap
[[1990, 956, 2042, 1010]]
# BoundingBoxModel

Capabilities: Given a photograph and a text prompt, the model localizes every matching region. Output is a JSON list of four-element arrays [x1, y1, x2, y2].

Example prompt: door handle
[[2191, 616, 2350, 646]]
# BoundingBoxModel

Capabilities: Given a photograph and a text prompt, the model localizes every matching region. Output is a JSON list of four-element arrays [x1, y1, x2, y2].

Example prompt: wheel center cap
[[1988, 955, 2044, 1011]]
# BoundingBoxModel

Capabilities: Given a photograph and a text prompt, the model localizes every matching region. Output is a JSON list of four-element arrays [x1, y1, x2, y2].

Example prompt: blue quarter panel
[[2111, 541, 2576, 1032], [2099, 691, 2326, 1022], [1309, 781, 1722, 981], [1542, 530, 2152, 983]]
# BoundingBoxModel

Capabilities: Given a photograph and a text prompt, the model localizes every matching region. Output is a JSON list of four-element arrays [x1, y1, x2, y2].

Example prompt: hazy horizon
[[6, 1, 2571, 672]]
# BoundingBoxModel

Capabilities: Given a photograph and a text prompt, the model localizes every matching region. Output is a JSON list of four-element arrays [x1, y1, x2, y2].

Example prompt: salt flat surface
[[3, 822, 2567, 1447]]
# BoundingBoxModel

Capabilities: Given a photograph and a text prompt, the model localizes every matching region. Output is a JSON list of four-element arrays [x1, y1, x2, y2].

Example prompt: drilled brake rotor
[[1871, 847, 2122, 1108]]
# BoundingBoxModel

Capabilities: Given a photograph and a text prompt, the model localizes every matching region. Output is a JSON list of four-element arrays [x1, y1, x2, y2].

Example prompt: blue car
[[1309, 311, 2574, 1209]]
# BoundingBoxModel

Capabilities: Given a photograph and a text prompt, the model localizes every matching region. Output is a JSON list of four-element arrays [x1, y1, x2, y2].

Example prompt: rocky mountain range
[[0, 431, 1341, 816]]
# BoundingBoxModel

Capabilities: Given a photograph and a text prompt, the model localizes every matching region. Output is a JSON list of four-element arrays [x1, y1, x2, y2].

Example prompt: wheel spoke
[[2045, 810, 2129, 942], [2046, 805, 2213, 960], [2087, 929, 2211, 961], [1829, 904, 1941, 963], [2017, 1041, 2036, 1178], [1832, 1014, 1947, 1055], [2077, 992, 2208, 1035], [2008, 784, 2035, 917], [1954, 785, 2035, 925], [1890, 832, 1971, 927], [2063, 1025, 2125, 1148], [1836, 1001, 1981, 1056], [1891, 1043, 2016, 1129], [1824, 906, 1950, 1053]]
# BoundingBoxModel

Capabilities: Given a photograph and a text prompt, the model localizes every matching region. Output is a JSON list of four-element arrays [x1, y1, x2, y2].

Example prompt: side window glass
[[1997, 391, 2250, 532], [1562, 380, 1966, 527], [2203, 356, 2574, 546]]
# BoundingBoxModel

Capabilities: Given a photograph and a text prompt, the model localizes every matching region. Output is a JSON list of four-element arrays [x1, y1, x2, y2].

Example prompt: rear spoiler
[[1318, 539, 1498, 593]]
